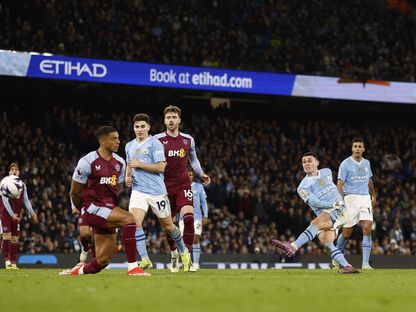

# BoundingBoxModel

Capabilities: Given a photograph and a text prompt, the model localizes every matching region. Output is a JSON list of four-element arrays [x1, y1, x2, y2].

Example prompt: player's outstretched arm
[[22, 185, 37, 223], [69, 180, 84, 213], [189, 137, 210, 184], [297, 187, 334, 209]]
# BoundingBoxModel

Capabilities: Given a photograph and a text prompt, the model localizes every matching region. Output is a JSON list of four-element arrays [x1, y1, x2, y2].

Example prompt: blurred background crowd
[[1, 103, 415, 257], [1, 0, 415, 81], [1, 0, 416, 259]]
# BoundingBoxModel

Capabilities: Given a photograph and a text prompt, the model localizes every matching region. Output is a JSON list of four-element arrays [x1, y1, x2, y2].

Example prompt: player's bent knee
[[311, 218, 323, 228], [164, 223, 176, 233], [362, 225, 372, 235], [180, 205, 194, 215], [125, 213, 136, 225], [97, 256, 111, 267]]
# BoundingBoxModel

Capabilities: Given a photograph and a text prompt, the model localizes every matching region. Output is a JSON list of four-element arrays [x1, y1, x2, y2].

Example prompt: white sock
[[171, 249, 179, 257], [179, 248, 189, 256], [77, 265, 85, 275], [5, 260, 11, 266], [128, 262, 138, 271], [290, 243, 299, 250]]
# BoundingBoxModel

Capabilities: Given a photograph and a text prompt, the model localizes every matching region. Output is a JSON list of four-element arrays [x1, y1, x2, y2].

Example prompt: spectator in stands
[[1, 0, 415, 82], [0, 104, 415, 257]]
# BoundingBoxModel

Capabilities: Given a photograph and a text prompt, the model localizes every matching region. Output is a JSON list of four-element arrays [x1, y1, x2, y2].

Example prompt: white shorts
[[129, 190, 171, 219], [179, 218, 203, 235], [343, 194, 373, 227], [317, 206, 348, 236]]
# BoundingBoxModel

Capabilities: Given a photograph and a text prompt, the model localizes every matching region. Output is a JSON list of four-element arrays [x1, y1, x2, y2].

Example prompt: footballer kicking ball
[[0, 175, 24, 198]]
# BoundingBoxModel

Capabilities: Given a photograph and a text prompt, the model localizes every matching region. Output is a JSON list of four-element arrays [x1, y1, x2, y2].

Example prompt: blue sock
[[170, 226, 186, 253], [135, 227, 148, 259], [336, 235, 348, 252], [192, 243, 201, 265], [325, 242, 350, 267], [293, 224, 319, 249], [362, 235, 372, 266]]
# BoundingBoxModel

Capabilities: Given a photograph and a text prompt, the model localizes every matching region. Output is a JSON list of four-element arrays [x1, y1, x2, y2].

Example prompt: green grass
[[0, 269, 415, 312]]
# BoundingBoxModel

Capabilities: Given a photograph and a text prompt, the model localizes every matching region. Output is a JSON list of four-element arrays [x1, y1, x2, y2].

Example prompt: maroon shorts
[[167, 184, 194, 216], [78, 208, 88, 227], [1, 213, 20, 235], [82, 204, 116, 235]]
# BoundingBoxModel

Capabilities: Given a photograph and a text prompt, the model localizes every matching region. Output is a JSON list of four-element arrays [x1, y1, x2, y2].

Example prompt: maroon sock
[[80, 236, 92, 252], [166, 233, 177, 251], [2, 240, 11, 261], [183, 213, 195, 251], [10, 242, 18, 264], [83, 258, 105, 274], [122, 223, 137, 263]]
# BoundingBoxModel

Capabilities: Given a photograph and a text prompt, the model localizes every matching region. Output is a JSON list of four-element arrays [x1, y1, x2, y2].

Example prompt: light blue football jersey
[[338, 157, 373, 195], [125, 135, 167, 195], [297, 168, 342, 216], [192, 182, 208, 220]]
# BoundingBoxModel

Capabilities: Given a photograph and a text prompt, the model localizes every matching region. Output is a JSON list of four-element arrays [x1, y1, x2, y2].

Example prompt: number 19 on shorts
[[157, 200, 167, 211]]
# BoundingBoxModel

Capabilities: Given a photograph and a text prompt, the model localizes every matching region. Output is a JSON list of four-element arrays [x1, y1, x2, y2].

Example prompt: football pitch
[[1, 269, 415, 312]]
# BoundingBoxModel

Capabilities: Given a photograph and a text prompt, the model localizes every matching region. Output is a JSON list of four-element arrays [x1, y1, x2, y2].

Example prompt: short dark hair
[[302, 152, 318, 160], [164, 105, 181, 117], [133, 113, 151, 124], [96, 126, 117, 140], [352, 137, 365, 146]]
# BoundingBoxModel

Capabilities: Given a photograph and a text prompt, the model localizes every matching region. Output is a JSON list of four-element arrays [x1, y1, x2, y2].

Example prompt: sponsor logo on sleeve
[[298, 188, 309, 198]]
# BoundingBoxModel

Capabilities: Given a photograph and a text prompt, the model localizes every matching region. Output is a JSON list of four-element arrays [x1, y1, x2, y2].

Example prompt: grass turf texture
[[0, 269, 414, 312]]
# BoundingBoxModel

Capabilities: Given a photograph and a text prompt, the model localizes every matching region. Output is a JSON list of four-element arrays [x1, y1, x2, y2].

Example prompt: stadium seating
[[1, 0, 415, 82], [0, 104, 414, 256]]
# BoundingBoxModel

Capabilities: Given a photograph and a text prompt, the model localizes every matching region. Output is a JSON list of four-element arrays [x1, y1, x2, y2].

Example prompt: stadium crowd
[[1, 0, 415, 82], [1, 105, 415, 257]]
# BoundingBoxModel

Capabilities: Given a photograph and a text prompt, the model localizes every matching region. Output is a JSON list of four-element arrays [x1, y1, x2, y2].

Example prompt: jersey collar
[[135, 135, 151, 147], [350, 156, 363, 165]]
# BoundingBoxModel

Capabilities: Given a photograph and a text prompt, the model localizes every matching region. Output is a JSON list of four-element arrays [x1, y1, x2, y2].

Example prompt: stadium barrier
[[1, 254, 414, 269]]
